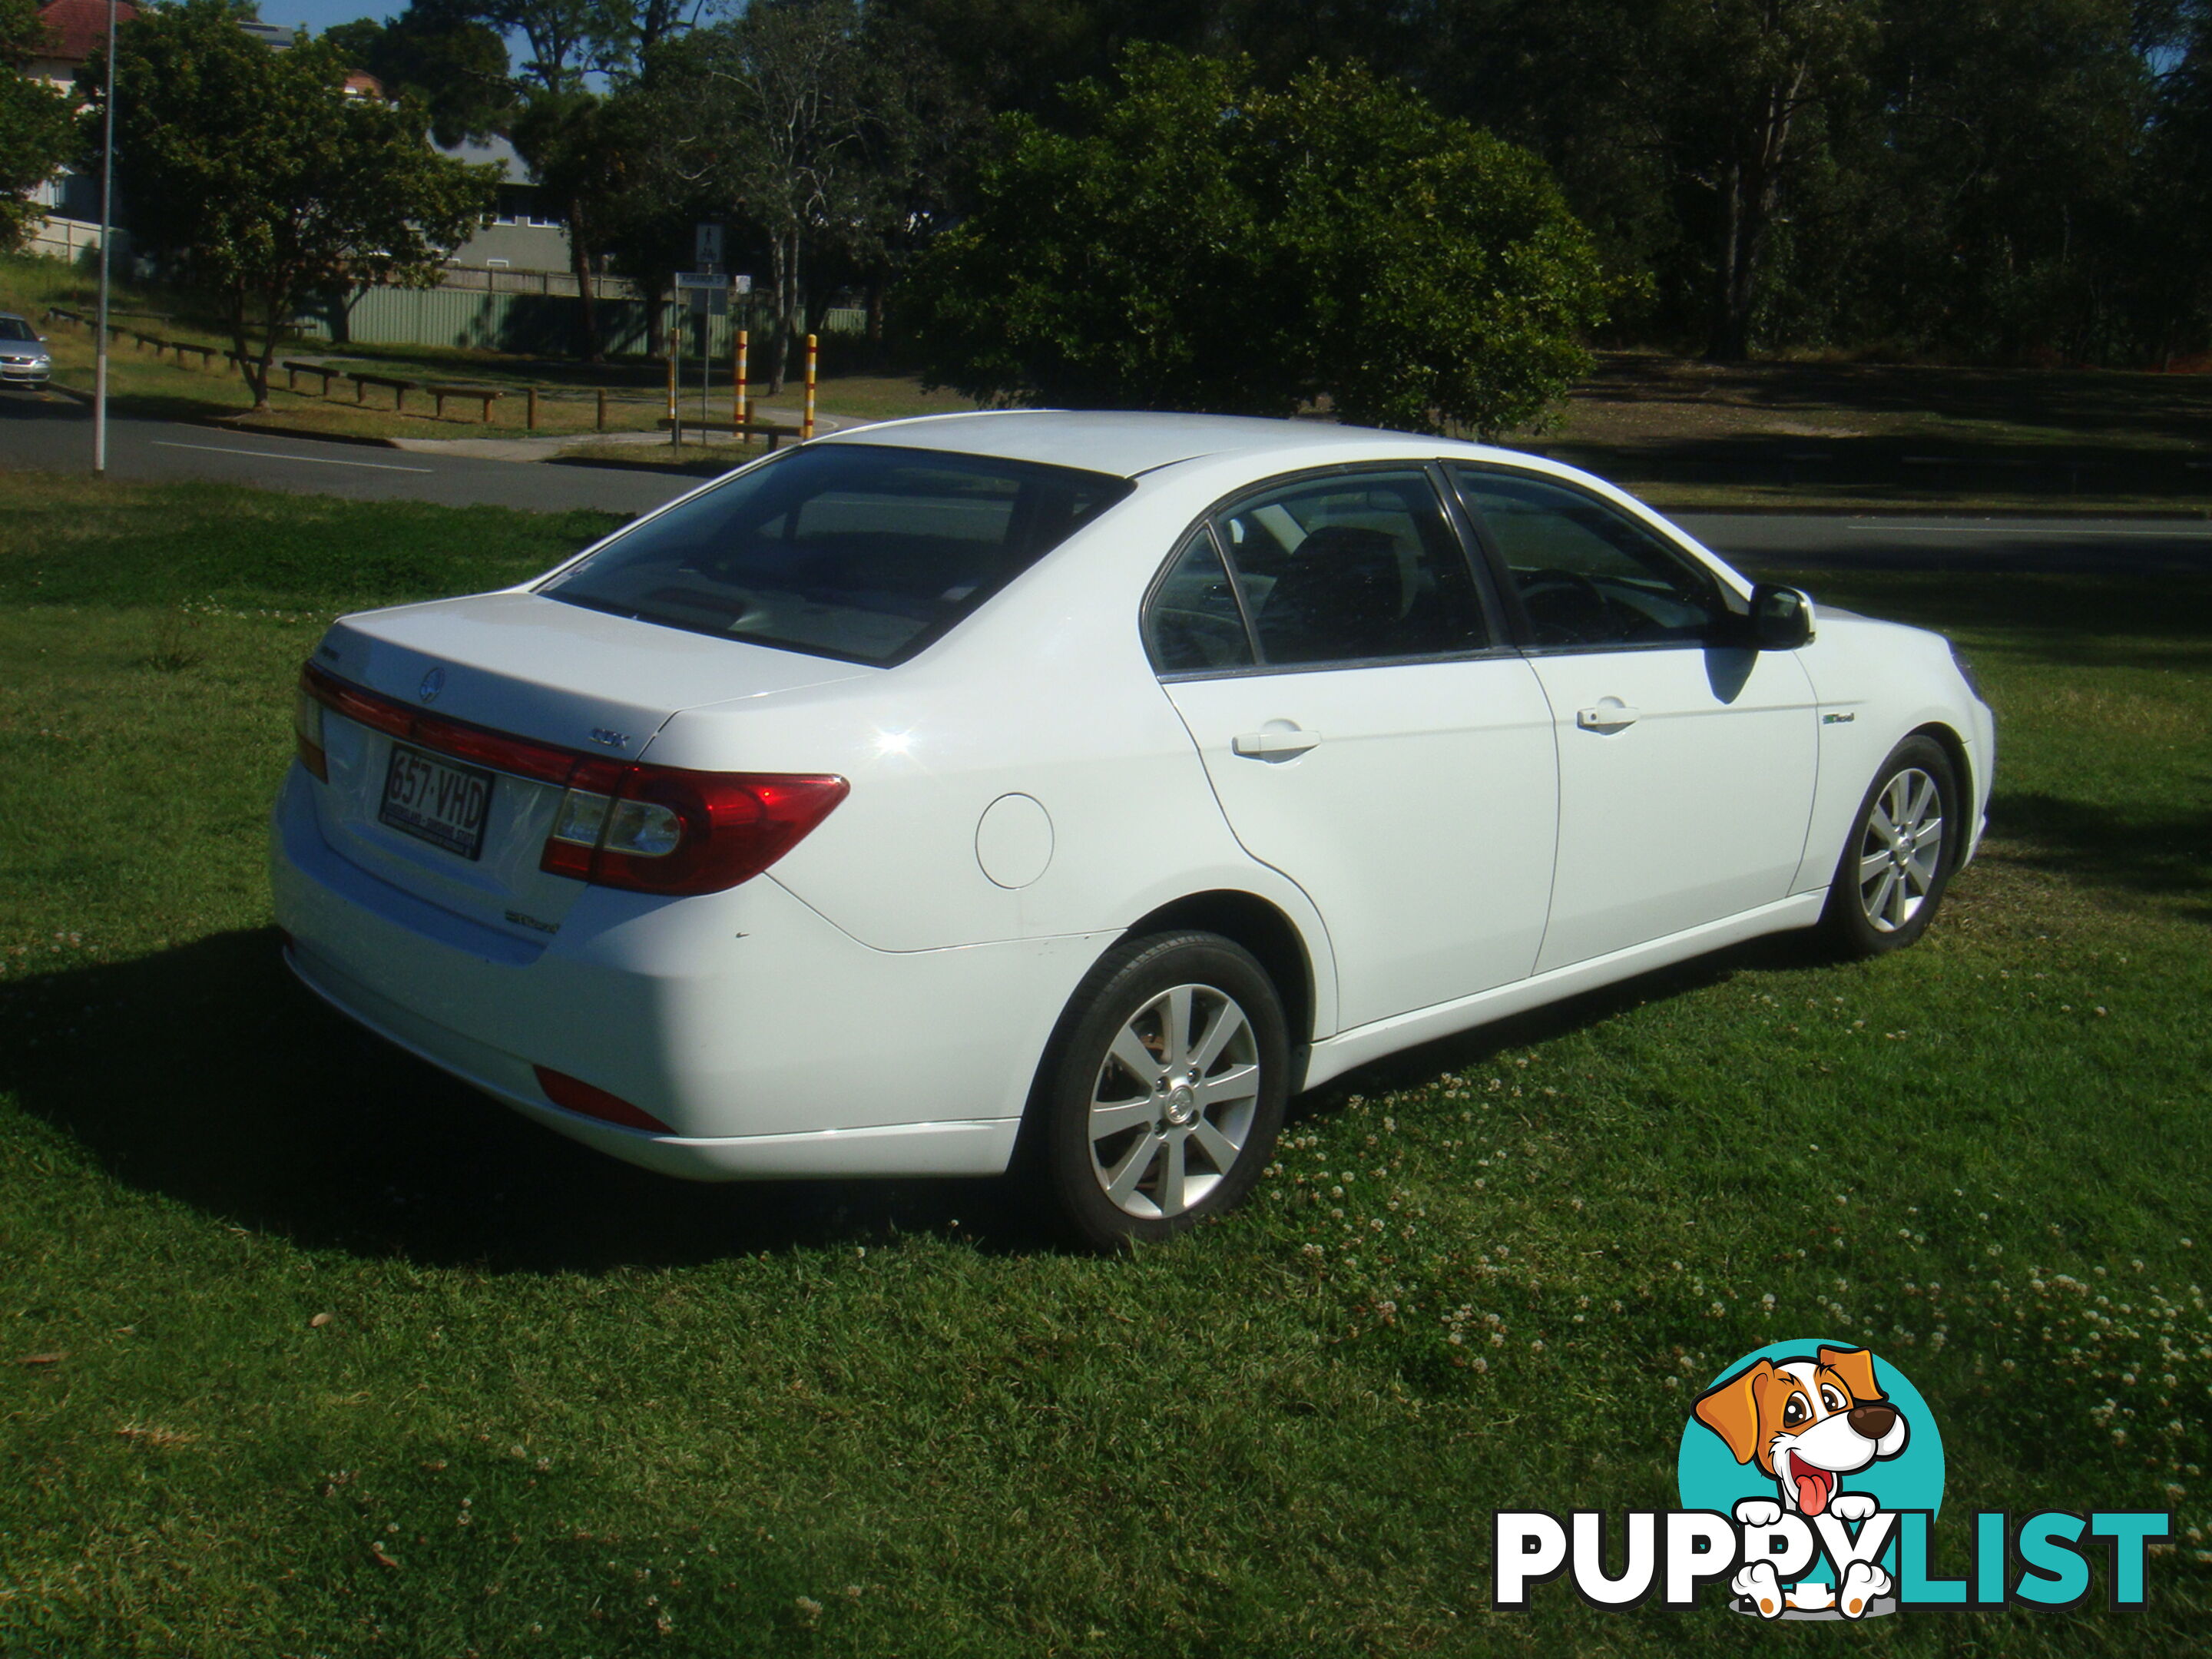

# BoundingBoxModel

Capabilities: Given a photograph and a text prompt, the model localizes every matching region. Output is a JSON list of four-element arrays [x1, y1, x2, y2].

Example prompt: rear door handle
[[1575, 704, 1641, 730], [1231, 729, 1323, 758]]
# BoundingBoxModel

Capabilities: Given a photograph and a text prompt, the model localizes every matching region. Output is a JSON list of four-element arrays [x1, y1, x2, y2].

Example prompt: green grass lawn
[[1, 473, 2207, 1655]]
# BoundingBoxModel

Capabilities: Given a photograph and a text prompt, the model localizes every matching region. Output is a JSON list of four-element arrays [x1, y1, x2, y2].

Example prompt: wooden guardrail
[[348, 371, 419, 412], [425, 382, 505, 422], [45, 308, 222, 367], [280, 359, 344, 396], [35, 307, 807, 439], [657, 416, 805, 451]]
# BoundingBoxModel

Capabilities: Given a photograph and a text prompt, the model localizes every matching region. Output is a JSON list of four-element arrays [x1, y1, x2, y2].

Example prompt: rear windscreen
[[538, 444, 1133, 665]]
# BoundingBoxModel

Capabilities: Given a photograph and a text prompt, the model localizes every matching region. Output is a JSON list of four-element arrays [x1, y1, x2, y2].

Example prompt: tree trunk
[[1710, 161, 1748, 362], [253, 309, 283, 413], [1707, 65, 1807, 364], [766, 227, 795, 394], [568, 197, 602, 363], [229, 290, 271, 411]]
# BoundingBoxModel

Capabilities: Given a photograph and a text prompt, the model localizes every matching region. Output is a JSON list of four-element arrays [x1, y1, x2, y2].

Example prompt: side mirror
[[1747, 583, 1813, 651]]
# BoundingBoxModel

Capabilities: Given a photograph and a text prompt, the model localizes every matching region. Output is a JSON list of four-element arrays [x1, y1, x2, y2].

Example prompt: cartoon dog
[[1692, 1346, 1909, 1619]]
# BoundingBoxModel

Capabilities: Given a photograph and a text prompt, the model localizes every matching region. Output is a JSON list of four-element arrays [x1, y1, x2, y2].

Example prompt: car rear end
[[271, 442, 1137, 1180]]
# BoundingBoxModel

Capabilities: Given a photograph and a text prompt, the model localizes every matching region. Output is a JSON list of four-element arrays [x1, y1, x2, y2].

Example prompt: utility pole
[[93, 0, 117, 477]]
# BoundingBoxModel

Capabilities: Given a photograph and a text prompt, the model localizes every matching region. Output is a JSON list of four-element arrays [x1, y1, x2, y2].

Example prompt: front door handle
[[1232, 728, 1323, 759], [1575, 704, 1641, 730]]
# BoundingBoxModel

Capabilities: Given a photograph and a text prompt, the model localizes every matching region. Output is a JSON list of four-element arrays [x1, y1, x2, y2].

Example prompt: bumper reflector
[[533, 1065, 673, 1134]]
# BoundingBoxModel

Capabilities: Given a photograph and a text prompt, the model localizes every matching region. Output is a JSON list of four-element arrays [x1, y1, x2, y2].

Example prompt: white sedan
[[271, 413, 1992, 1245]]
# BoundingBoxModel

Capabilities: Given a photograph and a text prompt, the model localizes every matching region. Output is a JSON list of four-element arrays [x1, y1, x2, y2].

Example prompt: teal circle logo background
[[1677, 1339, 1945, 1584]]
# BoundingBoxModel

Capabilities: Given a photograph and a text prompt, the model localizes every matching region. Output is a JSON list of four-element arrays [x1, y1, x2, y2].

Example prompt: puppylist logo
[[1493, 1339, 2171, 1618]]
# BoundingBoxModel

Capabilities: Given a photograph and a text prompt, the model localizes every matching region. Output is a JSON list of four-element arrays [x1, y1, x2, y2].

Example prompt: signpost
[[672, 272, 753, 445], [674, 272, 722, 445]]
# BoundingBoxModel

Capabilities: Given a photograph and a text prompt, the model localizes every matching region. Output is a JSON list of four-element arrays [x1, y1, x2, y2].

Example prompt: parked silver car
[[0, 314, 53, 386]]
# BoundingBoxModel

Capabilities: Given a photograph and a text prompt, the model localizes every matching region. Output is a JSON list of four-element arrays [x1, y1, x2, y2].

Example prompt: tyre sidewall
[[1038, 932, 1290, 1250], [1826, 735, 1962, 955]]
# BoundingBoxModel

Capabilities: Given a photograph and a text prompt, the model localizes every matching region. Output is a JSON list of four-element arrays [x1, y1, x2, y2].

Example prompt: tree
[[628, 0, 874, 391], [897, 47, 1608, 435], [1845, 0, 2166, 362], [1664, 0, 1875, 362], [595, 1, 977, 382], [510, 87, 618, 358], [94, 0, 496, 409], [2134, 1, 2212, 363], [483, 0, 625, 91], [0, 0, 78, 251], [323, 1, 515, 147]]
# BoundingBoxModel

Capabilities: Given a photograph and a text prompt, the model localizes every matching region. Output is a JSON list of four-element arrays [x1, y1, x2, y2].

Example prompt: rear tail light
[[296, 661, 848, 896], [541, 766, 848, 895], [534, 1065, 672, 1134], [293, 682, 327, 780]]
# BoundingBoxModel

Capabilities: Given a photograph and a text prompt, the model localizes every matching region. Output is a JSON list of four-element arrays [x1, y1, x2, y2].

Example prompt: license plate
[[379, 743, 493, 860]]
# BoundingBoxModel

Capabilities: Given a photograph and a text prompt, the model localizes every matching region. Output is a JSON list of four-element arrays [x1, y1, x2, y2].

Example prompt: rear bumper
[[270, 762, 1107, 1181]]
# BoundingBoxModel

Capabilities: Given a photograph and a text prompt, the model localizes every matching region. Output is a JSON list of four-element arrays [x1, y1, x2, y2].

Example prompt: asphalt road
[[1676, 511, 2212, 575], [0, 390, 687, 516], [6, 389, 2209, 572]]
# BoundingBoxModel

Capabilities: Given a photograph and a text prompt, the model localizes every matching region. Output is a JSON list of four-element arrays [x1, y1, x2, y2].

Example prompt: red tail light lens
[[543, 766, 848, 895], [297, 661, 849, 896], [293, 682, 328, 780]]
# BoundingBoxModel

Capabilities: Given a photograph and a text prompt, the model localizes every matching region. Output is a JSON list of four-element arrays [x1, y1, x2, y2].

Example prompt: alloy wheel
[[1086, 983, 1262, 1220], [1856, 767, 1945, 933]]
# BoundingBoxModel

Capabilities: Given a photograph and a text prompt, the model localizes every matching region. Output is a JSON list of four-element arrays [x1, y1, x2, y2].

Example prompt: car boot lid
[[314, 590, 873, 757]]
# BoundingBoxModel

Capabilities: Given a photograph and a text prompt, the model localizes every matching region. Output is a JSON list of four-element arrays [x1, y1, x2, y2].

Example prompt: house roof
[[34, 0, 141, 65], [437, 134, 529, 185]]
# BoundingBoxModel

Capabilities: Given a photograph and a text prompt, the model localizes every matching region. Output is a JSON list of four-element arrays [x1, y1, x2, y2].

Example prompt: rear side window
[[1147, 527, 1255, 672], [1215, 470, 1490, 666], [540, 444, 1131, 665]]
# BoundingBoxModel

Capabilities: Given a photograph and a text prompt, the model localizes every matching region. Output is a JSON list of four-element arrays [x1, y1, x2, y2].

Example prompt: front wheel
[[1823, 735, 1962, 956], [1038, 932, 1290, 1249]]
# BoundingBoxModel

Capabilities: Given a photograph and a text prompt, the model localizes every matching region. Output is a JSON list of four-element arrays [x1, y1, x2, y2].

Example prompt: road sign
[[694, 223, 724, 268], [674, 271, 727, 290], [733, 273, 753, 295]]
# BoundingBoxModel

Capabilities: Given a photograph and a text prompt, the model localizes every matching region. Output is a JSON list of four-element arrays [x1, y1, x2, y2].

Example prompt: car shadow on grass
[[1293, 927, 1836, 1114], [0, 928, 1055, 1270], [5, 924, 1851, 1271]]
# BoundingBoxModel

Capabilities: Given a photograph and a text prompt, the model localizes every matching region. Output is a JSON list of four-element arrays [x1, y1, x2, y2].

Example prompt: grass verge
[[3, 255, 979, 445], [1, 479, 2208, 1656]]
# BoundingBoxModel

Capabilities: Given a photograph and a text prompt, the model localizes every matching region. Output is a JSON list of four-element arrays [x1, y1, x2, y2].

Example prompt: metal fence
[[436, 267, 642, 300]]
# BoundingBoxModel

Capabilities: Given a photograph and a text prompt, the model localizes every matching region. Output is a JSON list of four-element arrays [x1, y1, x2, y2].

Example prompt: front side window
[[1449, 466, 1724, 649], [1215, 470, 1489, 667], [541, 444, 1131, 664]]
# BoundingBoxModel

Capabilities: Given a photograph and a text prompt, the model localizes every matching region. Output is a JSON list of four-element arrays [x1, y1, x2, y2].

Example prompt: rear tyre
[[1038, 932, 1290, 1250], [1822, 735, 1962, 957]]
